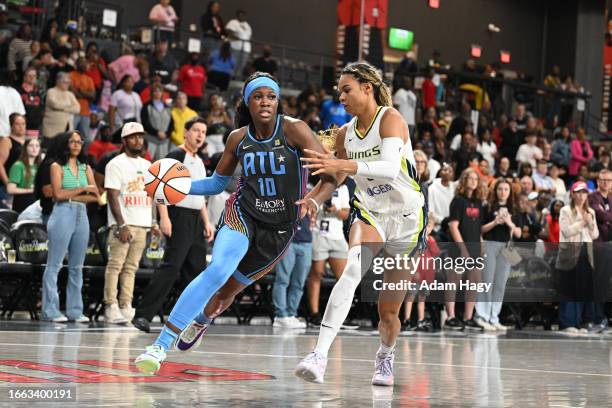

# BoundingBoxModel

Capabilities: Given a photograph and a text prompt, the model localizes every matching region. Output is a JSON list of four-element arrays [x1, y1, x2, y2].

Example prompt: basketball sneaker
[[294, 351, 328, 384], [135, 345, 166, 375], [372, 350, 395, 386], [176, 320, 209, 352]]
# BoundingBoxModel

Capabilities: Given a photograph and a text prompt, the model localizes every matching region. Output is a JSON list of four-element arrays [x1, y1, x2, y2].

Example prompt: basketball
[[144, 158, 191, 205]]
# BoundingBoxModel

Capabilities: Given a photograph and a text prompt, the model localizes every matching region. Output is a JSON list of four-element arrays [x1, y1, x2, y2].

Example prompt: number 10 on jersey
[[257, 177, 277, 196]]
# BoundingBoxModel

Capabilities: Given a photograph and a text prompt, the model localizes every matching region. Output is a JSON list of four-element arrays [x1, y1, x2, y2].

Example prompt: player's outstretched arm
[[189, 129, 243, 196]]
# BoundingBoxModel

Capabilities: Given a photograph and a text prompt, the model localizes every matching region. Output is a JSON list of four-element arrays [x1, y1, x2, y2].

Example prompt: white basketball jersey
[[344, 106, 424, 214]]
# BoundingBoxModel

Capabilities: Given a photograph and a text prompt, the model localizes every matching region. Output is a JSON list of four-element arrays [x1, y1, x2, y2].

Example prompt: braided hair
[[341, 62, 392, 107]]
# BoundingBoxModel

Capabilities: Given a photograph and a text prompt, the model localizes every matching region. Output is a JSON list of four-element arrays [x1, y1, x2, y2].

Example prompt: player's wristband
[[308, 198, 320, 212]]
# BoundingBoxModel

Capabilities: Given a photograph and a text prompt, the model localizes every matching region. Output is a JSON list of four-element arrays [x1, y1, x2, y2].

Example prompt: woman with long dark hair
[[135, 72, 337, 374], [475, 178, 522, 331], [207, 41, 235, 91], [41, 131, 100, 322], [7, 138, 42, 213]]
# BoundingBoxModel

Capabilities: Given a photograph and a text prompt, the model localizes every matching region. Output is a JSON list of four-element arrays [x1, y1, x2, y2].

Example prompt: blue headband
[[243, 77, 280, 105]]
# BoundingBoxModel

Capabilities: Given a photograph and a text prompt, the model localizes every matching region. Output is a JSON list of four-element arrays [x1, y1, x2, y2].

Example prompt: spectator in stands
[[307, 183, 350, 326], [495, 157, 512, 179], [178, 53, 207, 111], [41, 72, 80, 141], [49, 47, 74, 87], [568, 128, 593, 182], [108, 46, 139, 86], [515, 130, 542, 168], [0, 7, 13, 72], [200, 1, 225, 50], [544, 65, 562, 89], [139, 72, 171, 105], [477, 159, 495, 186], [533, 159, 555, 193], [518, 162, 533, 178], [149, 40, 177, 85], [204, 93, 232, 155], [520, 176, 535, 196], [513, 103, 530, 132], [591, 146, 610, 173], [477, 128, 497, 170], [39, 18, 60, 51], [103, 122, 157, 324], [500, 118, 521, 170], [84, 42, 108, 100], [42, 131, 99, 322], [515, 193, 542, 242], [444, 168, 486, 331], [133, 117, 213, 333], [393, 76, 417, 136], [283, 95, 298, 117], [393, 51, 418, 90], [557, 181, 599, 334], [320, 92, 351, 130], [141, 83, 173, 160], [225, 10, 252, 79], [252, 45, 278, 76], [170, 92, 197, 147], [70, 57, 96, 143], [7, 23, 33, 84], [428, 163, 455, 233], [421, 107, 439, 132], [87, 124, 118, 163], [452, 131, 481, 178], [476, 178, 522, 331], [18, 67, 43, 137], [0, 113, 27, 198], [207, 41, 235, 92], [0, 72, 25, 138], [109, 75, 142, 131], [149, 0, 179, 45], [549, 163, 567, 202], [272, 214, 311, 329], [414, 150, 431, 197], [589, 170, 611, 243], [551, 126, 571, 168], [421, 68, 436, 110], [542, 199, 563, 246], [7, 138, 41, 213]]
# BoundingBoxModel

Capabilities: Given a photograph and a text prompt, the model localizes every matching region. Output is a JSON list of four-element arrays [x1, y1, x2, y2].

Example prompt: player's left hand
[[301, 149, 356, 176], [295, 195, 318, 226], [204, 222, 215, 243]]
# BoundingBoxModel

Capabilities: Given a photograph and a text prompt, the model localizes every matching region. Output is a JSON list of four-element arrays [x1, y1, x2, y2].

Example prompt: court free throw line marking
[[0, 342, 610, 379]]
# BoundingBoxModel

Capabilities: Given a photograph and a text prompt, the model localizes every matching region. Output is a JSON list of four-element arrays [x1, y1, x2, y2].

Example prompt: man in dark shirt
[[148, 40, 178, 85], [252, 45, 278, 76]]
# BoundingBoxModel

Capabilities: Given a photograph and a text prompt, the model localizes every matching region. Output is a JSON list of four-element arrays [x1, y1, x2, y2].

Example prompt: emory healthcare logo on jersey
[[255, 198, 286, 213], [367, 183, 394, 196]]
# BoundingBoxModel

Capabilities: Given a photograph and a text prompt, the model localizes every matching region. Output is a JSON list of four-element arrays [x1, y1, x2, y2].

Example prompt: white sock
[[378, 342, 395, 355], [314, 246, 373, 358]]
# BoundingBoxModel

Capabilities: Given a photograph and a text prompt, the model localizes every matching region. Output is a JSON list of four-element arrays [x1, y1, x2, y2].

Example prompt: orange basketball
[[144, 158, 191, 205]]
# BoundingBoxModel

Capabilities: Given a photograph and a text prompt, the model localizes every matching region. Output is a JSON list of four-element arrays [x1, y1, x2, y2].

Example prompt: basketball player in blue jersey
[[294, 62, 427, 386], [135, 72, 337, 374]]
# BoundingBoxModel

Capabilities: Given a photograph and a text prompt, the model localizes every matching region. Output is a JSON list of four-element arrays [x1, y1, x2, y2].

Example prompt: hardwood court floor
[[0, 320, 611, 407]]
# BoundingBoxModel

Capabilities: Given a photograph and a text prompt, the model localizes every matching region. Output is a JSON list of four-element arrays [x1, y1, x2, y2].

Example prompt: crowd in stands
[[0, 0, 610, 335]]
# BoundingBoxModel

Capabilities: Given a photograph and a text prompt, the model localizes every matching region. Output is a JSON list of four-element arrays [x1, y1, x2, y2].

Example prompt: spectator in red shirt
[[422, 68, 436, 110], [85, 42, 107, 98], [178, 52, 207, 111], [87, 124, 119, 164]]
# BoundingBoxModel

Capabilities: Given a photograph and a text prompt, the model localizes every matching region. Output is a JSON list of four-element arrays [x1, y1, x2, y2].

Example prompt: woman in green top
[[42, 131, 100, 322], [7, 138, 42, 213]]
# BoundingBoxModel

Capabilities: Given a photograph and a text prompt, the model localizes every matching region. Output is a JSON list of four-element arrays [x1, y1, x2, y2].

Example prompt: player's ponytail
[[237, 72, 284, 128], [341, 62, 392, 107]]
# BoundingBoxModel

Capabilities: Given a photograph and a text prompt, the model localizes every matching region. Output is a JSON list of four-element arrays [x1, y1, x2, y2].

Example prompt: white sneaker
[[120, 306, 135, 321], [475, 317, 496, 331], [561, 327, 578, 334], [105, 304, 128, 324], [47, 315, 68, 323], [295, 351, 328, 384], [273, 316, 305, 329], [135, 345, 166, 375], [289, 316, 307, 329], [491, 322, 508, 332], [73, 315, 90, 323], [372, 351, 395, 386]]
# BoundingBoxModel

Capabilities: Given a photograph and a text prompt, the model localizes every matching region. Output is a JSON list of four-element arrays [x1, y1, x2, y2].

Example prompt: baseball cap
[[121, 122, 145, 138], [527, 192, 539, 201], [571, 181, 588, 193]]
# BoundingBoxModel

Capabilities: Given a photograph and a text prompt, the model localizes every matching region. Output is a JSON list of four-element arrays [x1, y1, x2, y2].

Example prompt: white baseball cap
[[121, 122, 145, 138]]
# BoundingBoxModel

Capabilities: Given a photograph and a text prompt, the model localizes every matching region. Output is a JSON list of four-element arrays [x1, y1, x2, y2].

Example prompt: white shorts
[[312, 232, 349, 261], [351, 197, 427, 257]]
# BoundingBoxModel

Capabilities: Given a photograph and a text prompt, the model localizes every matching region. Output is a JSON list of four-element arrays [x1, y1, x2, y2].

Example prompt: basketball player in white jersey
[[295, 62, 427, 386]]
